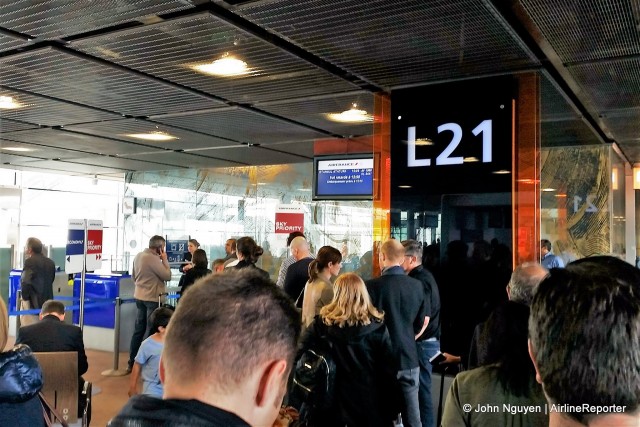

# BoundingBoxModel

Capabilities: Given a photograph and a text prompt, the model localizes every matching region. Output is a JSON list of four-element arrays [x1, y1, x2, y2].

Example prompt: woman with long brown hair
[[297, 272, 397, 427], [301, 245, 342, 328]]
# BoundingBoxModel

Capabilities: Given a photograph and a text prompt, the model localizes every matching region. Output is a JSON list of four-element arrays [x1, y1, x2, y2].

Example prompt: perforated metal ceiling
[[0, 0, 637, 176]]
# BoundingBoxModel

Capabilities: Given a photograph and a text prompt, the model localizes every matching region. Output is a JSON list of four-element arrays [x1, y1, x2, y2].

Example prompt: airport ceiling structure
[[0, 0, 638, 177]]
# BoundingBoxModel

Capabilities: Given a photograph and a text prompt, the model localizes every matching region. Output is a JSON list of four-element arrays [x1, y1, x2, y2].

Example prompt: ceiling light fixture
[[1, 146, 34, 152], [542, 188, 556, 192], [124, 131, 178, 141], [415, 138, 433, 146], [192, 53, 250, 77], [492, 170, 511, 175], [398, 185, 412, 189], [326, 103, 373, 123], [463, 156, 479, 162], [0, 96, 23, 109]]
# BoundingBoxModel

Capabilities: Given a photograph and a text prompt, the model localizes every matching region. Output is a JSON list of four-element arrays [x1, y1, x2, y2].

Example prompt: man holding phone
[[127, 235, 172, 373]]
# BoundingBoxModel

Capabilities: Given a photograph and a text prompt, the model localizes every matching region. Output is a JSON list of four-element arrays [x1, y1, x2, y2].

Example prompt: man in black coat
[[16, 299, 89, 420], [283, 236, 314, 307], [366, 239, 429, 427], [20, 237, 56, 326]]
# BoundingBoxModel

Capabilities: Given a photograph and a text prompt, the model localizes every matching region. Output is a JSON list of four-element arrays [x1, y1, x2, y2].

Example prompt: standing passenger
[[366, 239, 428, 427], [235, 236, 269, 279], [276, 232, 305, 288], [283, 236, 315, 307], [20, 237, 55, 326], [127, 235, 172, 374], [301, 246, 342, 328], [178, 249, 211, 298]]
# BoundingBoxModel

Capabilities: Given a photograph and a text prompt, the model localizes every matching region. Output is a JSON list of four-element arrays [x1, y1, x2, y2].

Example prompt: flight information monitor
[[313, 154, 374, 200]]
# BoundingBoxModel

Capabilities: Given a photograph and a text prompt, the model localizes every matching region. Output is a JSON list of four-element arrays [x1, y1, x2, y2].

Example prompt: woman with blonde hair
[[297, 272, 397, 427], [301, 245, 342, 328], [0, 298, 45, 426]]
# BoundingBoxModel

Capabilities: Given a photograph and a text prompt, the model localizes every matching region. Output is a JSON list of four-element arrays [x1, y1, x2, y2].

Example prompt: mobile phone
[[429, 351, 446, 365]]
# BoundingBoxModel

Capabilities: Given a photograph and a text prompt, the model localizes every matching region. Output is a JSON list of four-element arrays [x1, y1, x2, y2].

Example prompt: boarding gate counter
[[9, 270, 136, 352]]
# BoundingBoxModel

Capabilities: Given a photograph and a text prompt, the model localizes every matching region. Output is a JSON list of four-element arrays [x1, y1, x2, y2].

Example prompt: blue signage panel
[[166, 240, 188, 264], [66, 229, 85, 255]]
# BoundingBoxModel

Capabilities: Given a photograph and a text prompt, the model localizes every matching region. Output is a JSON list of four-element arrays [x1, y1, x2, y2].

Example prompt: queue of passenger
[[5, 233, 640, 427]]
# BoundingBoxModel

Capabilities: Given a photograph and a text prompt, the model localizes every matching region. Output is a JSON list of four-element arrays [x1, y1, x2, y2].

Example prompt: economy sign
[[66, 219, 85, 274]]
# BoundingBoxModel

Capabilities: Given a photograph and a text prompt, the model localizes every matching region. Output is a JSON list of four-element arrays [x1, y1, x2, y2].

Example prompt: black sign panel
[[391, 76, 516, 206]]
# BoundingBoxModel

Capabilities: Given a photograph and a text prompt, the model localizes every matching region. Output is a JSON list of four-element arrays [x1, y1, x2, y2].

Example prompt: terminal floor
[[7, 335, 130, 426]]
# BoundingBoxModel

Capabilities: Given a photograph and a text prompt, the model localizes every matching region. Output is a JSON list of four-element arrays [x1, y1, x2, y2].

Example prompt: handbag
[[39, 391, 69, 427]]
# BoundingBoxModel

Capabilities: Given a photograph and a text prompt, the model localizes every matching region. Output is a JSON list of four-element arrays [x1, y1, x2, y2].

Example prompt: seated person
[[16, 299, 89, 420], [129, 307, 174, 398], [109, 268, 302, 426]]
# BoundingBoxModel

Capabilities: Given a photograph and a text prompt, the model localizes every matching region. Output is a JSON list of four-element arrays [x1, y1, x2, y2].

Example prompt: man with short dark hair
[[529, 256, 640, 427], [366, 239, 428, 427], [20, 237, 56, 326], [17, 299, 89, 419], [223, 238, 238, 268], [540, 239, 564, 269], [110, 269, 302, 426], [401, 239, 440, 427], [127, 235, 172, 373]]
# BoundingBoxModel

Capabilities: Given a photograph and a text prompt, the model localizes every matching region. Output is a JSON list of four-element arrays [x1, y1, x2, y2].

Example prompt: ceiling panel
[[64, 119, 240, 150], [0, 137, 97, 160], [124, 151, 243, 169], [0, 152, 41, 164], [0, 128, 163, 156], [0, 0, 194, 39], [257, 92, 374, 137], [0, 32, 28, 52], [66, 155, 190, 171], [259, 140, 315, 158], [0, 47, 223, 116], [0, 87, 121, 125], [0, 118, 40, 133], [236, 0, 539, 89], [521, 0, 640, 64], [72, 14, 360, 104], [5, 158, 126, 174], [153, 108, 329, 145], [189, 145, 310, 165]]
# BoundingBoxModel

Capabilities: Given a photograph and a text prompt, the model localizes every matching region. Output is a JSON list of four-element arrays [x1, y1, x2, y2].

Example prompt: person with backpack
[[294, 272, 398, 427]]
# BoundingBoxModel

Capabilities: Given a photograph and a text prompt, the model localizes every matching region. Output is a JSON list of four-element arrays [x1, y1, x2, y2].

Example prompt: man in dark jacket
[[401, 240, 441, 427], [109, 269, 302, 427], [20, 237, 55, 326], [16, 299, 89, 419], [366, 239, 428, 427]]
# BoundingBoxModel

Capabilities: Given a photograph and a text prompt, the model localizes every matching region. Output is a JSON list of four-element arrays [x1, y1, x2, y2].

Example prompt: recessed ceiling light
[[542, 188, 556, 192], [492, 170, 511, 175], [0, 96, 24, 109], [398, 185, 412, 189], [1, 146, 34, 152], [463, 156, 479, 162], [326, 103, 373, 123], [124, 131, 178, 141], [192, 53, 250, 77], [415, 138, 433, 146]]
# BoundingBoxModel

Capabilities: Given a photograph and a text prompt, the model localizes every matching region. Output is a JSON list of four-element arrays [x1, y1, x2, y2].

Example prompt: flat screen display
[[313, 154, 374, 200]]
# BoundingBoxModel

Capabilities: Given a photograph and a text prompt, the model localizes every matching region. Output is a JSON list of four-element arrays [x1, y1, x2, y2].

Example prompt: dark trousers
[[128, 300, 158, 368], [417, 339, 440, 427]]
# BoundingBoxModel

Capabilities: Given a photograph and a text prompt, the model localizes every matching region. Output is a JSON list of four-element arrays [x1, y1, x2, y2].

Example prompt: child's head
[[150, 306, 174, 334]]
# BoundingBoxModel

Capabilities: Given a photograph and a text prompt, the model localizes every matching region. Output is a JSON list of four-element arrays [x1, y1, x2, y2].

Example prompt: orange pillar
[[372, 93, 391, 274]]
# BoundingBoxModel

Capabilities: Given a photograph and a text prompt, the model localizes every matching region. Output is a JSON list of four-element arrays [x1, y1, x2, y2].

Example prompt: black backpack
[[292, 331, 337, 417]]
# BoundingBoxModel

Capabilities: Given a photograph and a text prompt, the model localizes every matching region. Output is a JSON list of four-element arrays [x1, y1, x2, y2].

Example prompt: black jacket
[[298, 316, 398, 427], [21, 253, 55, 309], [16, 315, 88, 376], [234, 260, 270, 280], [409, 265, 441, 340], [0, 345, 45, 427], [178, 266, 211, 297], [108, 394, 251, 427]]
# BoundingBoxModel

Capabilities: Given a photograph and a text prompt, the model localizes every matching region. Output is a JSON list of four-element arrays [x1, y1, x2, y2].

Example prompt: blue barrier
[[8, 297, 135, 316]]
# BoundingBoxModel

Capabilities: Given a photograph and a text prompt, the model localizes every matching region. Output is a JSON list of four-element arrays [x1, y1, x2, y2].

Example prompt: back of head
[[26, 237, 43, 255], [508, 262, 548, 305], [320, 272, 383, 327], [236, 236, 263, 264], [529, 255, 640, 423], [381, 239, 405, 264], [289, 236, 308, 252], [540, 239, 552, 251], [163, 269, 301, 392], [148, 235, 165, 250], [150, 306, 174, 334], [286, 232, 305, 247], [309, 246, 342, 281], [41, 300, 65, 316], [401, 239, 423, 261], [191, 249, 208, 269]]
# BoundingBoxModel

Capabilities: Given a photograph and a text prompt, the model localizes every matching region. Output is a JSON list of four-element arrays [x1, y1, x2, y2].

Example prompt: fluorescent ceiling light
[[398, 185, 412, 189], [463, 156, 479, 162], [0, 96, 23, 109], [1, 146, 34, 152], [192, 54, 250, 77], [542, 188, 556, 192], [125, 131, 178, 141], [326, 104, 373, 123], [492, 170, 510, 175]]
